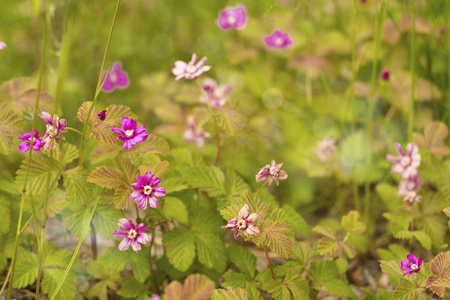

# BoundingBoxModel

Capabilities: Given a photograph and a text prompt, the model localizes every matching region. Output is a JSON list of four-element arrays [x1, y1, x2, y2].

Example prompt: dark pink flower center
[[143, 185, 153, 196], [128, 229, 137, 239]]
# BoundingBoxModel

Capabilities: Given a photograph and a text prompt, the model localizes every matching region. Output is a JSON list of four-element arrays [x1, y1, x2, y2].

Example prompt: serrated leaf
[[222, 272, 252, 289], [341, 210, 366, 234], [92, 204, 124, 239], [427, 251, 450, 297], [164, 177, 189, 194], [218, 169, 249, 210], [0, 109, 25, 155], [193, 107, 212, 128], [190, 207, 223, 234], [42, 268, 77, 300], [151, 160, 170, 178], [12, 249, 39, 288], [125, 135, 170, 159], [309, 260, 338, 283], [0, 197, 11, 233], [380, 260, 405, 278], [392, 280, 428, 300], [181, 165, 225, 197], [322, 279, 355, 298], [220, 204, 240, 223], [312, 225, 336, 239], [194, 232, 227, 272], [165, 274, 214, 300], [257, 221, 292, 259], [212, 285, 262, 300], [130, 249, 151, 282], [228, 244, 256, 278], [54, 143, 79, 166], [413, 122, 450, 156], [117, 276, 151, 299], [242, 190, 270, 221], [64, 166, 91, 209], [293, 241, 314, 266], [283, 270, 310, 299], [266, 278, 291, 300], [216, 104, 245, 136], [317, 237, 356, 259], [411, 231, 431, 250], [87, 166, 125, 189], [163, 228, 196, 272], [163, 197, 188, 224], [171, 148, 204, 167], [282, 204, 311, 236], [43, 241, 78, 269], [61, 206, 91, 238]]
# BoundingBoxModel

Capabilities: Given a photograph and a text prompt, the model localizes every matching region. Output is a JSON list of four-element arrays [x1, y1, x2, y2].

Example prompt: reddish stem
[[264, 248, 275, 280]]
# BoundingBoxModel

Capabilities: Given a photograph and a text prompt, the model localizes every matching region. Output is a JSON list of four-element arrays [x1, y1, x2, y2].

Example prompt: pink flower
[[98, 109, 107, 121], [0, 41, 6, 50], [131, 172, 166, 210], [381, 69, 390, 80], [101, 62, 130, 93], [222, 204, 259, 239], [315, 137, 336, 162], [172, 53, 211, 81], [216, 5, 247, 31], [256, 160, 288, 186], [113, 219, 150, 253], [199, 78, 232, 109], [18, 129, 42, 152], [39, 112, 67, 150], [386, 143, 421, 179], [149, 296, 161, 300], [397, 173, 422, 207], [112, 117, 148, 150], [264, 30, 293, 49], [183, 116, 211, 148], [401, 253, 422, 276]]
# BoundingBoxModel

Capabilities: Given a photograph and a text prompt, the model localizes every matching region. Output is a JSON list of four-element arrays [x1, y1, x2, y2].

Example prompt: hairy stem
[[408, 0, 416, 140], [255, 178, 269, 199], [264, 248, 275, 280]]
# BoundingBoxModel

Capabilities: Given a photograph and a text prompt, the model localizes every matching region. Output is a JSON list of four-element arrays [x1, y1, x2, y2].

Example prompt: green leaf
[[181, 165, 225, 197], [43, 242, 78, 269], [426, 251, 450, 297], [164, 274, 214, 300], [341, 210, 366, 234], [242, 190, 270, 221], [281, 204, 311, 236], [195, 232, 227, 272], [171, 148, 204, 167], [312, 226, 336, 239], [411, 231, 431, 250], [163, 197, 188, 224], [190, 207, 223, 234], [55, 143, 79, 166], [322, 279, 355, 298], [218, 169, 249, 210], [156, 256, 195, 281], [92, 204, 124, 239], [212, 285, 262, 300], [87, 166, 125, 189], [376, 183, 403, 211], [42, 269, 77, 300], [12, 249, 39, 288], [293, 241, 314, 266], [151, 160, 170, 178], [0, 109, 25, 155], [392, 280, 428, 300], [216, 104, 245, 136], [283, 270, 310, 299], [64, 166, 91, 209], [163, 228, 196, 272], [266, 278, 291, 300], [222, 272, 253, 289], [379, 260, 405, 278], [193, 106, 212, 128], [309, 260, 338, 283], [413, 121, 450, 156], [228, 244, 257, 278], [164, 177, 189, 194], [254, 221, 292, 259], [61, 205, 91, 238], [0, 196, 11, 233], [97, 246, 130, 272], [117, 276, 151, 300], [130, 249, 151, 282]]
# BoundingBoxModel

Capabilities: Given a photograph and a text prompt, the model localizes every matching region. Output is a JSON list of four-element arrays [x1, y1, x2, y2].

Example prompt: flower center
[[400, 156, 411, 166], [236, 219, 247, 229], [213, 88, 224, 99], [407, 181, 416, 190], [269, 166, 279, 177], [143, 185, 153, 196], [275, 37, 284, 46], [46, 124, 57, 139], [125, 129, 134, 138], [186, 65, 197, 73], [227, 15, 236, 25], [411, 264, 419, 271], [110, 73, 118, 83], [127, 229, 137, 239]]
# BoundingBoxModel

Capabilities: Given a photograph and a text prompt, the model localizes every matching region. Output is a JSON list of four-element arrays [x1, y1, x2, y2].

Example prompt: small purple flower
[[397, 173, 422, 207], [386, 143, 421, 179], [315, 137, 336, 162], [0, 41, 6, 50], [381, 69, 390, 80], [131, 172, 166, 210], [172, 53, 211, 81], [183, 116, 211, 148], [216, 5, 247, 31], [101, 62, 130, 93], [98, 109, 107, 121], [264, 30, 293, 49], [222, 204, 259, 239], [18, 129, 42, 153], [112, 117, 148, 150], [199, 78, 232, 109], [256, 160, 288, 186], [401, 253, 422, 276], [39, 112, 67, 150], [113, 219, 150, 253], [149, 296, 161, 300]]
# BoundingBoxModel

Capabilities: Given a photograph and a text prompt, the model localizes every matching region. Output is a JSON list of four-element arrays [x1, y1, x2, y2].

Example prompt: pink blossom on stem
[[222, 204, 259, 239], [183, 116, 211, 148], [113, 219, 150, 253], [39, 112, 67, 150], [397, 173, 422, 207], [172, 53, 211, 81], [131, 172, 166, 210], [101, 62, 130, 93], [112, 117, 148, 150], [18, 129, 42, 152], [264, 30, 293, 49], [256, 160, 288, 186], [401, 253, 422, 276], [315, 137, 336, 161], [199, 78, 232, 108], [216, 5, 247, 31], [381, 69, 390, 80], [386, 143, 420, 179], [0, 41, 6, 50]]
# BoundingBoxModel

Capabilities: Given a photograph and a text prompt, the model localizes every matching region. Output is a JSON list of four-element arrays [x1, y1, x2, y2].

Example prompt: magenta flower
[[315, 137, 336, 162], [113, 219, 150, 253], [264, 30, 293, 49], [216, 5, 247, 31], [39, 112, 67, 150], [256, 160, 288, 186], [381, 69, 390, 80], [199, 78, 232, 108], [183, 116, 211, 148], [398, 173, 422, 207], [386, 143, 421, 179], [401, 253, 422, 276], [101, 62, 130, 93], [171, 53, 211, 81], [18, 129, 42, 152], [0, 41, 6, 50], [222, 204, 259, 239], [112, 117, 148, 150], [131, 172, 166, 210], [98, 109, 107, 121], [149, 296, 161, 300]]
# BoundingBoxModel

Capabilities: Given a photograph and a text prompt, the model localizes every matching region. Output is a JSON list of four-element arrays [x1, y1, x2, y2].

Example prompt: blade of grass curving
[[407, 0, 416, 140], [349, 0, 358, 133], [78, 0, 122, 165], [49, 197, 99, 300], [7, 3, 49, 299]]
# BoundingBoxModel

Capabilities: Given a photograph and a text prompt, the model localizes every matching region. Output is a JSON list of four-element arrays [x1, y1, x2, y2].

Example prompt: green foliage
[[92, 204, 124, 239], [222, 272, 252, 289], [181, 165, 225, 197], [252, 220, 292, 259], [266, 270, 310, 300], [0, 109, 25, 155], [391, 280, 428, 300], [117, 276, 151, 300], [413, 121, 450, 156], [426, 251, 450, 297], [151, 160, 170, 178], [163, 228, 196, 272], [321, 279, 356, 298], [215, 104, 245, 136], [86, 261, 120, 300], [281, 204, 311, 236], [162, 196, 188, 224], [341, 210, 366, 234], [12, 249, 39, 288], [164, 274, 214, 300], [312, 226, 356, 258], [63, 166, 91, 209], [309, 260, 338, 283], [228, 244, 257, 278], [212, 284, 263, 300], [0, 196, 11, 233], [42, 269, 78, 300]]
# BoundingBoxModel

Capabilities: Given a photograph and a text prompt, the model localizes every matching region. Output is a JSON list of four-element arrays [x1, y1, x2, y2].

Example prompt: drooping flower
[[0, 41, 6, 50], [315, 137, 336, 162], [183, 116, 211, 148], [222, 204, 259, 239], [131, 172, 166, 210], [386, 143, 420, 179], [397, 173, 422, 207], [401, 253, 422, 276], [113, 219, 150, 253], [199, 78, 232, 108], [39, 112, 67, 150], [172, 53, 211, 81], [98, 109, 107, 121], [101, 62, 130, 93], [256, 160, 288, 186], [264, 30, 293, 49], [112, 117, 148, 150], [18, 129, 43, 152], [381, 69, 390, 80], [216, 5, 247, 31]]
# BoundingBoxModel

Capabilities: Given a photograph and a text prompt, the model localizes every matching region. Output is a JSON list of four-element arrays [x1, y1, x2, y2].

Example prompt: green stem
[[90, 222, 98, 260], [255, 178, 269, 199], [349, 0, 358, 133], [408, 0, 416, 140], [148, 226, 160, 294], [66, 126, 83, 136], [264, 248, 275, 280], [78, 0, 121, 165]]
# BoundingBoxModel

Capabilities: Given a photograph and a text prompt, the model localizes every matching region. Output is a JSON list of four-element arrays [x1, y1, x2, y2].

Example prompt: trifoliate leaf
[[218, 169, 249, 210], [228, 244, 257, 278], [266, 278, 291, 300], [283, 270, 310, 299], [392, 280, 428, 300], [309, 260, 338, 283], [92, 204, 124, 239], [0, 109, 25, 155], [12, 249, 39, 288], [64, 166, 91, 209], [341, 210, 366, 234], [281, 204, 311, 236], [413, 121, 450, 156], [426, 251, 450, 297], [322, 279, 356, 298], [181, 165, 225, 197], [42, 268, 78, 300], [163, 197, 188, 224], [151, 160, 170, 178], [253, 221, 292, 259], [293, 241, 314, 266], [163, 228, 195, 272], [212, 285, 263, 300], [195, 232, 227, 272]]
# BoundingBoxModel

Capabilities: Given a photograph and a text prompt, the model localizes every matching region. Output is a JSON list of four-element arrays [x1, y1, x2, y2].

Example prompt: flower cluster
[[112, 117, 148, 150], [256, 160, 288, 186], [131, 171, 166, 210], [183, 116, 211, 148], [222, 204, 259, 239], [101, 62, 130, 93], [401, 253, 422, 276], [199, 78, 232, 109], [386, 143, 422, 206], [113, 219, 150, 253], [315, 137, 336, 162], [39, 112, 67, 150]]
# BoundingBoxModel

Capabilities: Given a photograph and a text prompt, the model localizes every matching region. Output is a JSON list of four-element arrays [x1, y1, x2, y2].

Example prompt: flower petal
[[118, 238, 132, 251], [406, 253, 418, 264], [18, 141, 30, 153], [238, 204, 249, 219], [153, 187, 166, 198], [39, 111, 53, 125], [137, 232, 150, 244], [131, 239, 141, 253], [118, 218, 132, 231], [112, 230, 128, 238], [148, 196, 158, 208]]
